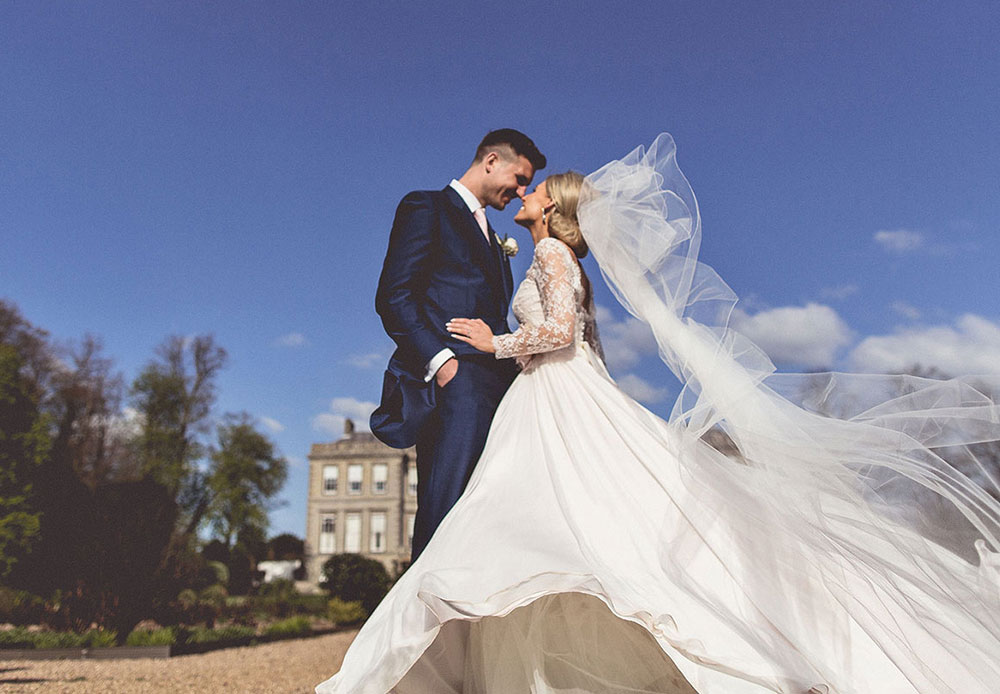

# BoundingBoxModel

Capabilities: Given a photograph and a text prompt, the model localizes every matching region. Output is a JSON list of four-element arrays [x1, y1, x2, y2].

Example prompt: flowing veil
[[578, 134, 1000, 686]]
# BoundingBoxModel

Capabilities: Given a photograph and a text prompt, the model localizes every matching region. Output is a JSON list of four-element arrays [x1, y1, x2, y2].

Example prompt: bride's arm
[[491, 238, 577, 358], [446, 239, 578, 358]]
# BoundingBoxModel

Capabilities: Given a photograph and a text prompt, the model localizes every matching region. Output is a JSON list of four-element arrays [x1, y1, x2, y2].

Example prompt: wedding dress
[[317, 135, 1000, 694]]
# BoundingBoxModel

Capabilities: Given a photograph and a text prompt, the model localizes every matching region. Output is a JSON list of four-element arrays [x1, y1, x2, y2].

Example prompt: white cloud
[[616, 373, 669, 404], [260, 416, 285, 433], [275, 332, 309, 348], [312, 396, 378, 436], [849, 314, 1000, 375], [889, 301, 922, 321], [595, 304, 658, 372], [731, 303, 852, 369], [874, 229, 924, 253], [819, 284, 859, 300], [345, 351, 385, 369]]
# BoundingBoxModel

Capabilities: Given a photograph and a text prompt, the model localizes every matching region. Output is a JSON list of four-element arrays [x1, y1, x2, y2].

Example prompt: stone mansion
[[304, 419, 417, 585]]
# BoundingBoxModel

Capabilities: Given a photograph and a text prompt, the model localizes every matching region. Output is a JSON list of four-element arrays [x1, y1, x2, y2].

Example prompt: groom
[[371, 129, 546, 560]]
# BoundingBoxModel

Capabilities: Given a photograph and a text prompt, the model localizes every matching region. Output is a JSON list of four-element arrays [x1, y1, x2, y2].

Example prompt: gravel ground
[[0, 630, 358, 693]]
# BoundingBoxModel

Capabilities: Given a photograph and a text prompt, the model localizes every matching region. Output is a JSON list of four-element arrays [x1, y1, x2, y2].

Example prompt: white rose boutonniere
[[496, 233, 519, 257]]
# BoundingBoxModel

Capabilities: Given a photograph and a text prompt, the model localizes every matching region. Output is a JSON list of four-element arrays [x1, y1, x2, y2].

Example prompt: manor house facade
[[304, 419, 418, 585]]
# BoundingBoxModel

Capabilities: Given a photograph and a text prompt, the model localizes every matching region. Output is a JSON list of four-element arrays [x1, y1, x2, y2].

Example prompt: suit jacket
[[370, 186, 514, 447]]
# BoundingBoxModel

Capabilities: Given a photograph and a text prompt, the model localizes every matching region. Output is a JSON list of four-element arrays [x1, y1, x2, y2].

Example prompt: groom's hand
[[435, 357, 458, 388]]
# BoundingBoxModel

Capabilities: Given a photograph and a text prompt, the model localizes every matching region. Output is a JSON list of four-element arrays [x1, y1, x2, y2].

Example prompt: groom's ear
[[483, 151, 500, 173]]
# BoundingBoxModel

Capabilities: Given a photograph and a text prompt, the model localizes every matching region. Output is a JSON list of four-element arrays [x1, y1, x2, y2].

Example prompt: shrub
[[292, 593, 329, 616], [327, 598, 366, 627], [186, 625, 256, 647], [125, 627, 178, 647], [263, 615, 311, 639], [82, 628, 118, 648], [31, 630, 86, 649], [250, 578, 298, 619], [220, 595, 256, 627], [206, 560, 230, 587], [0, 587, 45, 626], [320, 554, 390, 614], [0, 627, 34, 649], [0, 627, 116, 650], [257, 578, 297, 599], [177, 588, 198, 613]]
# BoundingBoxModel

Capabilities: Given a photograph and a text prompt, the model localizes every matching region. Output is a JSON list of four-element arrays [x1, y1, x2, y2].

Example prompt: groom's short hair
[[474, 129, 546, 171]]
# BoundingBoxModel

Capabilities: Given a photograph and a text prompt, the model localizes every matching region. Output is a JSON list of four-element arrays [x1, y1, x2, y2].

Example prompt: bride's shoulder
[[532, 236, 574, 263]]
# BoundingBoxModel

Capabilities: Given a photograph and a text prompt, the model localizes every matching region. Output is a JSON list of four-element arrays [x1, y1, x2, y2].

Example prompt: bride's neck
[[529, 223, 549, 246]]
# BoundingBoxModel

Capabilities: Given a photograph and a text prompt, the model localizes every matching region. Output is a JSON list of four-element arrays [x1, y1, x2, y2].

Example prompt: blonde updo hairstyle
[[544, 171, 588, 258]]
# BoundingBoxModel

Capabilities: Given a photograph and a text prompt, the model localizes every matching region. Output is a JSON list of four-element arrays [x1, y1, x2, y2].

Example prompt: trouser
[[411, 354, 516, 561]]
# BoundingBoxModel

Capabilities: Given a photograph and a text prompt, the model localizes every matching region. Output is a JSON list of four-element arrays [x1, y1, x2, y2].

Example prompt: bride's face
[[514, 179, 552, 227]]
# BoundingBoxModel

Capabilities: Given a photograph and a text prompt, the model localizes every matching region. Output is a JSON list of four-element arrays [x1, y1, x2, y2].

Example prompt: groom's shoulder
[[397, 188, 448, 208], [392, 189, 453, 224]]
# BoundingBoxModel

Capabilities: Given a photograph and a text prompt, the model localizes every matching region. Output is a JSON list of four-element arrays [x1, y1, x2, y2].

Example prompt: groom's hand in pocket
[[435, 357, 458, 388]]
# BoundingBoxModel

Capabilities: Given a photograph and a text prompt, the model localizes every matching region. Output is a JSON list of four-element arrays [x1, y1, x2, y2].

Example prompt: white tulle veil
[[578, 134, 1000, 669]]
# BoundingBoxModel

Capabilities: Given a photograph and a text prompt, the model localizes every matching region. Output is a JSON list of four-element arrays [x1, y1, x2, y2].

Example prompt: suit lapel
[[442, 187, 501, 284], [488, 220, 513, 308]]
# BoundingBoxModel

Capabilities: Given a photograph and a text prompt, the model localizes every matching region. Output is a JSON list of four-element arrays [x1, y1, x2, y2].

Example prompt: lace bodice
[[492, 237, 604, 367]]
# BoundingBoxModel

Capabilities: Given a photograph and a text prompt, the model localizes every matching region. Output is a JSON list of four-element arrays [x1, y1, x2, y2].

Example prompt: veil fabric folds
[[578, 133, 1000, 679]]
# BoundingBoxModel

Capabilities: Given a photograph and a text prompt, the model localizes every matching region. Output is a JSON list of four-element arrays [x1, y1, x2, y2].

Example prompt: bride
[[316, 134, 1000, 694]]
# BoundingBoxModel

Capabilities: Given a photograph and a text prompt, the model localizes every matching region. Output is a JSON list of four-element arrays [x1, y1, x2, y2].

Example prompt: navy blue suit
[[372, 186, 518, 560]]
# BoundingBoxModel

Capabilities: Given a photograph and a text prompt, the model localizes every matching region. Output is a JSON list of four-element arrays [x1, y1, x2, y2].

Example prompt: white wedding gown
[[317, 136, 1000, 694]]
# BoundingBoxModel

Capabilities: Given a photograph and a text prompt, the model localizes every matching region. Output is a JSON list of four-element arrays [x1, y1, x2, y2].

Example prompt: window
[[348, 464, 363, 495], [319, 515, 336, 554], [407, 463, 418, 496], [370, 512, 387, 553], [322, 465, 339, 495], [345, 513, 361, 553], [406, 513, 415, 549], [373, 463, 388, 494]]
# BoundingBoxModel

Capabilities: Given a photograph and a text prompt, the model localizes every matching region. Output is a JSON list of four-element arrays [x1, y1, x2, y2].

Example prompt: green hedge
[[327, 598, 366, 627], [2, 620, 326, 652], [263, 615, 311, 639], [186, 625, 257, 646], [125, 626, 181, 647], [0, 627, 118, 650]]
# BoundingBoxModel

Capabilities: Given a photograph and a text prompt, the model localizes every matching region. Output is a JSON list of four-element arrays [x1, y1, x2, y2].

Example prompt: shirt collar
[[449, 179, 484, 215]]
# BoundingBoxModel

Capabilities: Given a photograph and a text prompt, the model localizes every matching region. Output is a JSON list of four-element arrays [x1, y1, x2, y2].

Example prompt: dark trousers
[[411, 354, 515, 561]]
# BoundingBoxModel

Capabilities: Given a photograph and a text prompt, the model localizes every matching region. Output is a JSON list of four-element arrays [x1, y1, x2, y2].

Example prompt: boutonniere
[[496, 233, 519, 257]]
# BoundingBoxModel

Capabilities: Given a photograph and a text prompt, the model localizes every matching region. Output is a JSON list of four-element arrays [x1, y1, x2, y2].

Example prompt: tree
[[320, 554, 391, 614], [267, 533, 304, 562], [206, 413, 288, 551], [49, 335, 131, 488], [0, 344, 50, 578], [0, 300, 55, 406], [131, 334, 227, 536], [17, 337, 131, 598]]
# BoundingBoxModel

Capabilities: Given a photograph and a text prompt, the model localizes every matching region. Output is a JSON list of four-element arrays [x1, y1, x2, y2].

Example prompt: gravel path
[[0, 630, 358, 693]]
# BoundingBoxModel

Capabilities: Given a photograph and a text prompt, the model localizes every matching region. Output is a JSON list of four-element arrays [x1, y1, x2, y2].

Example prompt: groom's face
[[484, 153, 535, 211]]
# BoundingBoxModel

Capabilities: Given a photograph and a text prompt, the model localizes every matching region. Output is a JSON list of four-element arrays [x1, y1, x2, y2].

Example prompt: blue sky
[[3, 2, 998, 537]]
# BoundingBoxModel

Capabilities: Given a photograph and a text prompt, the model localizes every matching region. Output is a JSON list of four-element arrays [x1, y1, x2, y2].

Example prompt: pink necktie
[[473, 207, 489, 240]]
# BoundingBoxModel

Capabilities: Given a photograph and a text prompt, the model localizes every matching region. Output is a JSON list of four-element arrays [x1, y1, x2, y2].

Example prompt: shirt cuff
[[425, 348, 456, 382]]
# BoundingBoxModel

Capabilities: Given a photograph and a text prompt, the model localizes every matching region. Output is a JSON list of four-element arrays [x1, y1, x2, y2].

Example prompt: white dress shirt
[[424, 180, 488, 382]]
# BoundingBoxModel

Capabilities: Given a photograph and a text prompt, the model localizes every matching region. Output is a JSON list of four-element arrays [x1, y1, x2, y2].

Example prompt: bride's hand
[[446, 318, 496, 353]]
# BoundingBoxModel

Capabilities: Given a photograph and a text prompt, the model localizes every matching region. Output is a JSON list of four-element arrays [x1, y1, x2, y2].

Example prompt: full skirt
[[316, 343, 998, 694]]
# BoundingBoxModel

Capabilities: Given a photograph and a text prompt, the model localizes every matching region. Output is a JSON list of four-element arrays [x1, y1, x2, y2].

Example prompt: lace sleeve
[[493, 239, 577, 359]]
